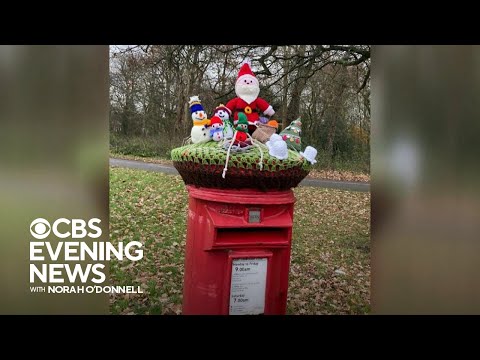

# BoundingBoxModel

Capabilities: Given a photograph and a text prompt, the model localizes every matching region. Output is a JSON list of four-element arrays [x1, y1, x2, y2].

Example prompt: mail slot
[[215, 227, 290, 248], [182, 186, 295, 315]]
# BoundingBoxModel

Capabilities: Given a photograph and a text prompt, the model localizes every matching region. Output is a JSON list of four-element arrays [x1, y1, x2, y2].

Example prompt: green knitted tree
[[279, 118, 302, 152]]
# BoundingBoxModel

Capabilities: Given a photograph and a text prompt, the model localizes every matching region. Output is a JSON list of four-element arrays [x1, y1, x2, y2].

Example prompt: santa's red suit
[[225, 97, 272, 124]]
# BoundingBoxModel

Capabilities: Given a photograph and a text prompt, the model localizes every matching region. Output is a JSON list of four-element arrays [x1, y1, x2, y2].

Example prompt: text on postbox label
[[229, 258, 268, 315], [248, 209, 261, 223]]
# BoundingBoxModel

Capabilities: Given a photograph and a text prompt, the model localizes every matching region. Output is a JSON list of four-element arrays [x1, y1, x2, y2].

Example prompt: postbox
[[182, 185, 295, 315]]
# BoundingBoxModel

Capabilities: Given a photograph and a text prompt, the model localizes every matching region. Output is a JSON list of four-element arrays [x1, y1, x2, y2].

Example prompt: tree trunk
[[286, 45, 317, 123], [281, 46, 290, 130], [326, 113, 337, 169], [182, 46, 202, 136], [219, 45, 231, 97], [326, 69, 348, 169]]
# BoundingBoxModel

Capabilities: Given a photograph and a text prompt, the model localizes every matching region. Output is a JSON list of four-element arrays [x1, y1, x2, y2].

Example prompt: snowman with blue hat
[[189, 96, 211, 144]]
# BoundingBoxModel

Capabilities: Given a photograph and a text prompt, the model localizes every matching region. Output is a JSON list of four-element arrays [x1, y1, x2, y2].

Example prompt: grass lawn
[[109, 167, 370, 315]]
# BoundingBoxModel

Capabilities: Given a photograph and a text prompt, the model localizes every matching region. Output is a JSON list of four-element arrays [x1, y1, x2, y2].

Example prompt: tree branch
[[357, 66, 370, 93]]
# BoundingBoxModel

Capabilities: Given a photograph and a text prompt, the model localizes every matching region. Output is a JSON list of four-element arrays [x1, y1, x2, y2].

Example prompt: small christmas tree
[[279, 118, 302, 152]]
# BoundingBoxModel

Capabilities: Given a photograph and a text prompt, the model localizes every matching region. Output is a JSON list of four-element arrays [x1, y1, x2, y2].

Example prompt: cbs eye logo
[[30, 218, 51, 239], [29, 218, 102, 239]]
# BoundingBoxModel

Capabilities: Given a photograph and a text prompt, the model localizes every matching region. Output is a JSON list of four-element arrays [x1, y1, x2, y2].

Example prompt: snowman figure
[[209, 116, 224, 142], [213, 104, 234, 139], [189, 96, 211, 144]]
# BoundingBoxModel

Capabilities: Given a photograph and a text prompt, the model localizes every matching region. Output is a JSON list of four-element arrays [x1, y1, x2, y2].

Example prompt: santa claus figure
[[225, 61, 275, 134]]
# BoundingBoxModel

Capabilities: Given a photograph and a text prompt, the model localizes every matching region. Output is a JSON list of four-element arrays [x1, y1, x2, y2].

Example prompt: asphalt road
[[110, 158, 370, 192]]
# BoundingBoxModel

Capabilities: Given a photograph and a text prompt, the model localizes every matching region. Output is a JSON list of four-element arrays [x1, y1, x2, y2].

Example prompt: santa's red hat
[[236, 61, 258, 86]]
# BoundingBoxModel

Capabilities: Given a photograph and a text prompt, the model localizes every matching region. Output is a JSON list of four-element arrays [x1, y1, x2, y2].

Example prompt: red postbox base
[[182, 185, 296, 315]]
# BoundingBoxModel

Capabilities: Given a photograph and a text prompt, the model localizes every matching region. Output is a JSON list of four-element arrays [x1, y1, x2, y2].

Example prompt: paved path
[[110, 158, 370, 192]]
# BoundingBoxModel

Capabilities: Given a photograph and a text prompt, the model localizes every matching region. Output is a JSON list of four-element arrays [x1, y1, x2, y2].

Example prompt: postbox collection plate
[[229, 258, 268, 315]]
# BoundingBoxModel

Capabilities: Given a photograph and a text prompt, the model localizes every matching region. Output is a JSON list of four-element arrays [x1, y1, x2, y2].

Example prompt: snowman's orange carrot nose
[[198, 113, 203, 118]]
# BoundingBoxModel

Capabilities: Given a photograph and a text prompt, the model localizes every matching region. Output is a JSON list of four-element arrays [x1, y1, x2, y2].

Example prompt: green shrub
[[313, 150, 370, 173], [110, 134, 172, 158]]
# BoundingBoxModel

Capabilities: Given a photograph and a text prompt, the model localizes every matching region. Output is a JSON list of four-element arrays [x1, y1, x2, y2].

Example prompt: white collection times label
[[229, 258, 268, 315]]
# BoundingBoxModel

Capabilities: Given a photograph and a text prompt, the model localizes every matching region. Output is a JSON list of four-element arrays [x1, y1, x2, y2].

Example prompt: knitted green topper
[[171, 141, 311, 172]]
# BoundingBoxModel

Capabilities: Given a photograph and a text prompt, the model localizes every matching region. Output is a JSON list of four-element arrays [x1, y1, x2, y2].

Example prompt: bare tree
[[109, 45, 370, 171]]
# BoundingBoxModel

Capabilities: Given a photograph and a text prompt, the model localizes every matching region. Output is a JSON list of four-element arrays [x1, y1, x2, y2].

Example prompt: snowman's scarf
[[222, 131, 264, 179]]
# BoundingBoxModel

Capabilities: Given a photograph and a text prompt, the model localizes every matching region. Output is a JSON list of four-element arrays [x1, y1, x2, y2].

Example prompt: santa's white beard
[[235, 83, 260, 104]]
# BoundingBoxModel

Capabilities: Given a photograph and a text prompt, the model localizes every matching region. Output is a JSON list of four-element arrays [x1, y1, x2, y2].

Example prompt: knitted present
[[252, 123, 277, 144]]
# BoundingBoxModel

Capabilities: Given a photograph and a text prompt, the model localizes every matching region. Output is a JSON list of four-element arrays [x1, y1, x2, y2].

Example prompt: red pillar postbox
[[182, 185, 295, 315]]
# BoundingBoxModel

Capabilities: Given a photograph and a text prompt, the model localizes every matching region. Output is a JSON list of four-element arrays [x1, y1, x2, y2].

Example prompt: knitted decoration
[[213, 104, 234, 139], [279, 118, 302, 152], [222, 140, 253, 153], [299, 145, 318, 165], [267, 120, 279, 129], [189, 96, 211, 144], [171, 141, 311, 191], [266, 134, 289, 160], [221, 114, 253, 152], [209, 116, 224, 142], [259, 116, 269, 125], [225, 61, 275, 133], [252, 123, 277, 143], [222, 112, 264, 178], [234, 112, 249, 144]]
